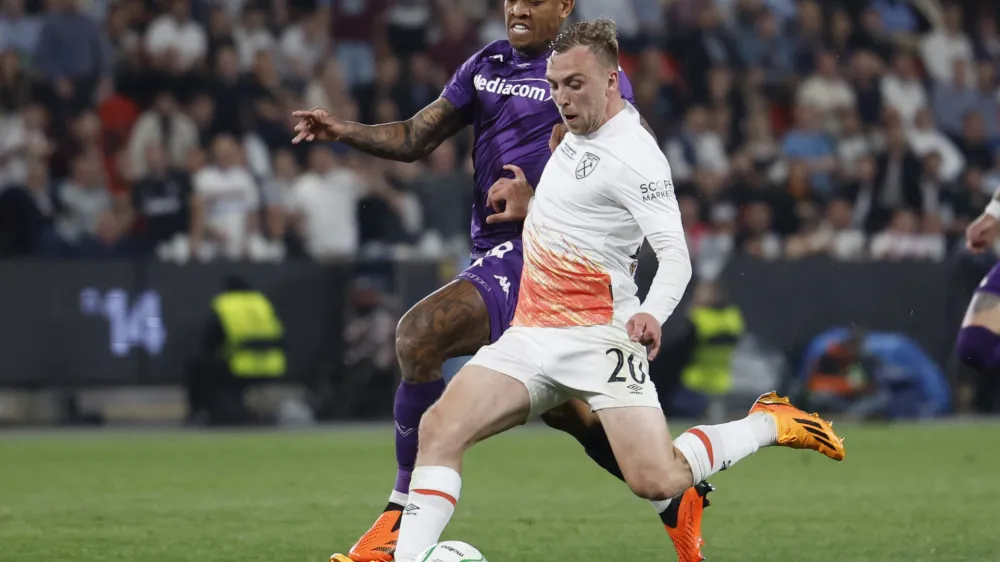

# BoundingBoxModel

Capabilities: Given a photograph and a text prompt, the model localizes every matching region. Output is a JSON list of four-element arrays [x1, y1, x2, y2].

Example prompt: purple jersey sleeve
[[619, 67, 637, 106], [441, 53, 479, 122]]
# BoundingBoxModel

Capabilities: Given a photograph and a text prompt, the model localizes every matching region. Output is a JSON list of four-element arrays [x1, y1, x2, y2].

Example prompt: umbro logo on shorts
[[627, 383, 643, 395]]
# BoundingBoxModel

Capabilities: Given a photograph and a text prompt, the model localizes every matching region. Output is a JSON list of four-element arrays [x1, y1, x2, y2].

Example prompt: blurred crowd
[[1, 0, 999, 276]]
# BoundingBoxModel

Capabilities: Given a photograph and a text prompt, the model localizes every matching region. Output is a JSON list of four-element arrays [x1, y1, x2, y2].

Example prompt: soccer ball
[[415, 541, 487, 562]]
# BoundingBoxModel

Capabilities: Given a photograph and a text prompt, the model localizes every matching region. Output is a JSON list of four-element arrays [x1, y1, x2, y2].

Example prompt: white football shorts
[[466, 324, 662, 418]]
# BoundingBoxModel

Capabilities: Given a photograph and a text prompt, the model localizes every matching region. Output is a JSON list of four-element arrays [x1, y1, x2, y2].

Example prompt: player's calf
[[394, 366, 531, 562], [596, 406, 695, 501]]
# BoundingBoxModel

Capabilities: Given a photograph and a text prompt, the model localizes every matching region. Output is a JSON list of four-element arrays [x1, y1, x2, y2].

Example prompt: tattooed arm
[[291, 98, 469, 163]]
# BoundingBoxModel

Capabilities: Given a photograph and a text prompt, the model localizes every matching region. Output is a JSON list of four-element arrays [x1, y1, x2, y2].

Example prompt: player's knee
[[396, 307, 443, 383], [417, 403, 469, 459], [956, 326, 1000, 372]]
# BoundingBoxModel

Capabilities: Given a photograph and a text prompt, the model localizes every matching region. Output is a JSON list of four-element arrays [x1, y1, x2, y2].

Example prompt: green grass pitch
[[3, 422, 1000, 561]]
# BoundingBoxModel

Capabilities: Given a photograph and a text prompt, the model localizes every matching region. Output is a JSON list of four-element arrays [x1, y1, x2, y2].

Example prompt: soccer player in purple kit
[[955, 195, 1000, 398], [292, 2, 711, 561]]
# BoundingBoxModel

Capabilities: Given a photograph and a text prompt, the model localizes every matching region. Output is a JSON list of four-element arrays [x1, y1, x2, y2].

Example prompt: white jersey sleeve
[[608, 157, 692, 326]]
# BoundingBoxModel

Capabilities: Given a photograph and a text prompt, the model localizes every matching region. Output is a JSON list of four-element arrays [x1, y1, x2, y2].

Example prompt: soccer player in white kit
[[392, 20, 847, 562]]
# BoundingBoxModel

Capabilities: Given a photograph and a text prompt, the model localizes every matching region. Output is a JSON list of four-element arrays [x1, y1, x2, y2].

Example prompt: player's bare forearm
[[339, 98, 467, 163]]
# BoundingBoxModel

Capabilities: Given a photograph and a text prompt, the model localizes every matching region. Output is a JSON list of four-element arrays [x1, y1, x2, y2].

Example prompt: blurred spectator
[[427, 9, 477, 75], [576, 0, 640, 53], [354, 57, 409, 125], [740, 200, 782, 259], [126, 92, 199, 179], [738, 8, 794, 88], [867, 124, 922, 231], [781, 104, 836, 198], [849, 7, 895, 63], [0, 102, 52, 187], [233, 4, 275, 70], [207, 46, 245, 135], [0, 49, 32, 112], [357, 155, 423, 250], [131, 142, 190, 252], [869, 0, 918, 36], [908, 107, 965, 182], [0, 0, 41, 64], [262, 148, 298, 244], [384, 0, 430, 57], [849, 50, 885, 126], [411, 138, 472, 247], [0, 158, 53, 256], [870, 208, 944, 261], [974, 16, 1000, 67], [51, 150, 134, 257], [145, 0, 207, 73], [664, 106, 729, 186], [837, 108, 877, 178], [331, 0, 386, 88], [279, 11, 329, 84], [956, 112, 995, 171], [972, 62, 999, 139], [190, 134, 259, 261], [920, 3, 975, 86], [287, 145, 364, 260], [947, 166, 990, 238], [881, 51, 927, 126], [33, 0, 111, 116], [815, 197, 868, 260], [931, 59, 977, 137], [797, 51, 857, 124]]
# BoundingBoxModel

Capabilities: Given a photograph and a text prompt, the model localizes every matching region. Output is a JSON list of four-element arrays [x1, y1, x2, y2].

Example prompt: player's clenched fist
[[485, 164, 534, 224], [627, 312, 662, 361], [291, 107, 344, 144], [966, 214, 998, 253]]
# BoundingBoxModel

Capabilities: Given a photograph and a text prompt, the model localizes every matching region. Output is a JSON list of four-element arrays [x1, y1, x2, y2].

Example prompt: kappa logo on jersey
[[494, 275, 511, 298], [576, 152, 601, 179], [640, 179, 675, 202], [474, 75, 551, 102]]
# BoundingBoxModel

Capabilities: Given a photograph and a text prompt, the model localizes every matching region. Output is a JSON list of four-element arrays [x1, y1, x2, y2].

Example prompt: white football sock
[[673, 413, 777, 484], [394, 466, 462, 562], [389, 490, 408, 508], [650, 498, 672, 515]]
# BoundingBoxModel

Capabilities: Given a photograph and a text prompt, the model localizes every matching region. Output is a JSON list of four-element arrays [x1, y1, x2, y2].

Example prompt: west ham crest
[[575, 152, 600, 179]]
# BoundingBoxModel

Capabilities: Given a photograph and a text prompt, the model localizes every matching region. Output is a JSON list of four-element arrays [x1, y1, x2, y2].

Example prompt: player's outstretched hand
[[627, 312, 661, 361], [966, 214, 999, 253], [548, 123, 568, 152], [486, 164, 534, 224], [291, 107, 344, 144]]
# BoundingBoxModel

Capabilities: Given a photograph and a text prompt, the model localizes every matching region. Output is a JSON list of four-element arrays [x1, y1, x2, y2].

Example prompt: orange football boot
[[661, 481, 714, 562], [330, 507, 401, 562], [749, 391, 846, 461]]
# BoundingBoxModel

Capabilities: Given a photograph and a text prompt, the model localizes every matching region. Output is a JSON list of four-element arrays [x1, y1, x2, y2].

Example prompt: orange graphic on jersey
[[512, 226, 613, 327]]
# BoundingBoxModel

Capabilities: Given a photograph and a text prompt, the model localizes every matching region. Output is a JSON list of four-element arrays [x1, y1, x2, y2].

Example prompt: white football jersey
[[512, 102, 687, 330]]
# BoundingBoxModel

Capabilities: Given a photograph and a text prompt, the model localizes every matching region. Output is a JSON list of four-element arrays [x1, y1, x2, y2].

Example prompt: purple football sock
[[392, 379, 446, 497]]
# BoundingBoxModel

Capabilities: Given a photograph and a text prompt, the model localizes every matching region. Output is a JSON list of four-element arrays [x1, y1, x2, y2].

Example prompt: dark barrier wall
[[0, 257, 984, 387], [0, 260, 439, 387], [634, 255, 981, 372]]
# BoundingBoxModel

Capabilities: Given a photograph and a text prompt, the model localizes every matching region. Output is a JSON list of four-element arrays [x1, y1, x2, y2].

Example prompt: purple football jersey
[[441, 40, 636, 254]]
